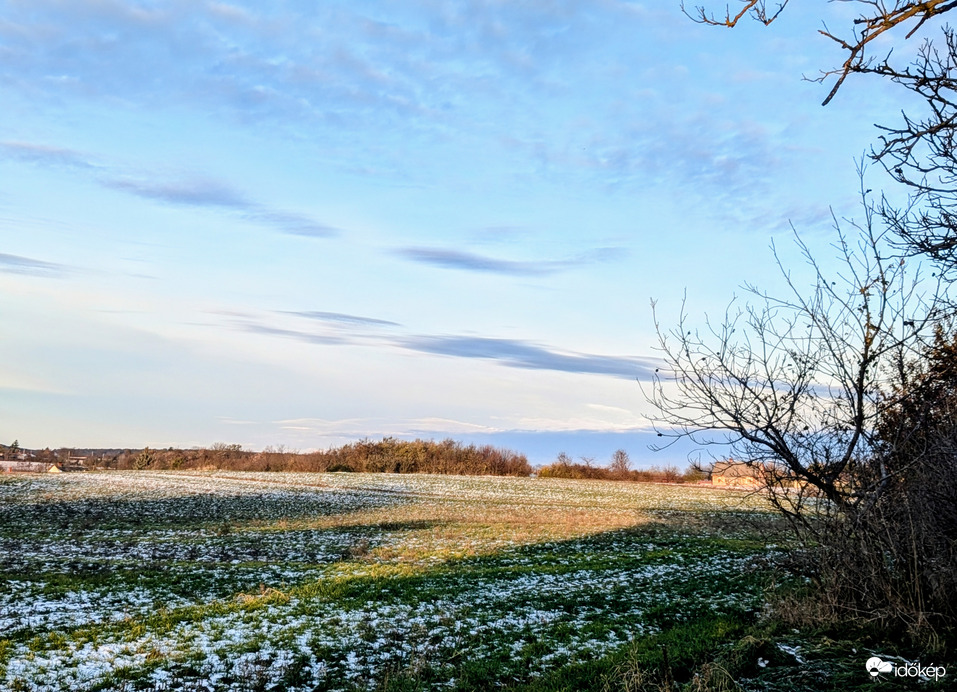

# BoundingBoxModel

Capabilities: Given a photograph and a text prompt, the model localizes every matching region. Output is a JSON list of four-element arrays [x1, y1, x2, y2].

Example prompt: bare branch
[[690, 1, 957, 103], [647, 172, 941, 522], [681, 1, 789, 27]]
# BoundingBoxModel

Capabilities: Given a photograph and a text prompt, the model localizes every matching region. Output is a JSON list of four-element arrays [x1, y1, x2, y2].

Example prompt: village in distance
[[0, 438, 763, 488]]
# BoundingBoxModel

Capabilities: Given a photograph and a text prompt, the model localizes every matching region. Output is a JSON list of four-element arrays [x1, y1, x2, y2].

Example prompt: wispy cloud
[[221, 311, 391, 347], [395, 246, 622, 275], [243, 211, 340, 238], [105, 177, 250, 208], [218, 310, 655, 379], [397, 335, 658, 379], [502, 109, 784, 202], [4, 139, 341, 238], [396, 247, 555, 275], [275, 416, 501, 436], [0, 252, 68, 277], [285, 311, 401, 327], [0, 141, 99, 170], [240, 323, 347, 346], [0, 1, 689, 188]]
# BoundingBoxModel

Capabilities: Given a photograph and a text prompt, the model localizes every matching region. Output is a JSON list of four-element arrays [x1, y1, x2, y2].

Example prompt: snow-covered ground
[[0, 472, 775, 691]]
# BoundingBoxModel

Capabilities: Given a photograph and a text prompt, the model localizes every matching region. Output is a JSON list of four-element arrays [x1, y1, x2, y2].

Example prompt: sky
[[0, 1, 928, 465]]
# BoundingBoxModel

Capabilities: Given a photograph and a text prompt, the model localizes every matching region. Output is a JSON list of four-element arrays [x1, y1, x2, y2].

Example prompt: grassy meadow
[[0, 472, 938, 691]]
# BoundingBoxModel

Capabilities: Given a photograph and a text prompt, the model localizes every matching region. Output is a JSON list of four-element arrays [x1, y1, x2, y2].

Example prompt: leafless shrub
[[647, 185, 955, 644]]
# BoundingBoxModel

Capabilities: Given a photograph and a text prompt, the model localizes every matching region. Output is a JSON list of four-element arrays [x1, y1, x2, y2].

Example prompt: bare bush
[[647, 190, 955, 642], [682, 0, 957, 645]]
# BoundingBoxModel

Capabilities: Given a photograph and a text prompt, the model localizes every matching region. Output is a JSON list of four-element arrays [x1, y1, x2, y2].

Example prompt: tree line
[[44, 440, 708, 484], [538, 450, 706, 483], [99, 438, 533, 476]]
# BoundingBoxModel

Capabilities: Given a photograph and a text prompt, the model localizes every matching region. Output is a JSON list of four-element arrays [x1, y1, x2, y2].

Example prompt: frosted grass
[[0, 471, 777, 691]]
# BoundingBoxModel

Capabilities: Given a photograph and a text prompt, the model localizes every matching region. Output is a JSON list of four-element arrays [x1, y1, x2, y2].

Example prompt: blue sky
[[0, 1, 922, 465]]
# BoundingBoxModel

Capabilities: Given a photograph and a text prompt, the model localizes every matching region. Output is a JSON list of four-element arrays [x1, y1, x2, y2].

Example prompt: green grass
[[0, 472, 945, 690]]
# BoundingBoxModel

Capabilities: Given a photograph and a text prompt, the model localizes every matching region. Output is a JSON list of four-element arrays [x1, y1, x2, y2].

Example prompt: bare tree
[[609, 449, 631, 478], [863, 29, 957, 280], [682, 3, 957, 635], [646, 178, 957, 633], [647, 179, 943, 534], [686, 2, 957, 279], [683, 1, 957, 104]]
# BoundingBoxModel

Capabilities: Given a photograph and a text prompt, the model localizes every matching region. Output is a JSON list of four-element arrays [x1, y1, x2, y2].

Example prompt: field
[[0, 472, 831, 690]]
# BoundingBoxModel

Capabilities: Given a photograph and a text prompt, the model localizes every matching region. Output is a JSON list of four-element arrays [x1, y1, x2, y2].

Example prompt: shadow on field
[[244, 515, 786, 691], [0, 487, 411, 532], [641, 507, 793, 542], [297, 518, 932, 692], [6, 490, 921, 692]]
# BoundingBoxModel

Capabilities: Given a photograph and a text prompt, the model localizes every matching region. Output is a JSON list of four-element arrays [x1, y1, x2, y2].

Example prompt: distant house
[[0, 444, 32, 462], [711, 459, 766, 488], [0, 460, 57, 473], [58, 462, 86, 472]]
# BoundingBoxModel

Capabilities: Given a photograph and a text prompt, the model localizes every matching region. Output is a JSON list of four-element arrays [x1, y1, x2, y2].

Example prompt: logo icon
[[865, 656, 947, 680], [866, 657, 894, 677]]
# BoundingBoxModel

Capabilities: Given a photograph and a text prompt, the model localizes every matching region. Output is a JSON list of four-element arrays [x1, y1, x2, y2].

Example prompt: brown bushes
[[537, 450, 702, 483], [802, 330, 957, 647], [111, 438, 531, 477], [763, 329, 957, 651], [314, 438, 532, 475], [809, 451, 957, 646]]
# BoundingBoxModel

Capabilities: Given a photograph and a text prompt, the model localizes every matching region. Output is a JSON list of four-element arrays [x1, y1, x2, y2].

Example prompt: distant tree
[[609, 449, 631, 478], [133, 447, 155, 470]]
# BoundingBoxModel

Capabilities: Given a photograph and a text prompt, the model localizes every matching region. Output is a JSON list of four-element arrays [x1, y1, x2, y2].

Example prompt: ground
[[0, 472, 944, 690]]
